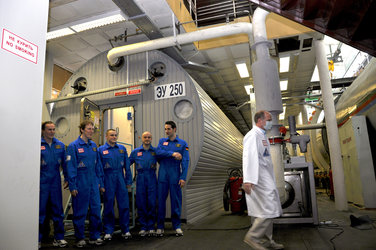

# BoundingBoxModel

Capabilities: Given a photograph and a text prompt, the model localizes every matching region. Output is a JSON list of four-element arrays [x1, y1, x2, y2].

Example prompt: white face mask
[[264, 120, 273, 130]]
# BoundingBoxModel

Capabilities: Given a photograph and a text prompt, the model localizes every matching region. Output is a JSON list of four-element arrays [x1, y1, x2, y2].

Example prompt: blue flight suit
[[98, 142, 132, 235], [129, 146, 173, 231], [39, 137, 66, 242], [157, 136, 189, 230], [66, 136, 104, 241]]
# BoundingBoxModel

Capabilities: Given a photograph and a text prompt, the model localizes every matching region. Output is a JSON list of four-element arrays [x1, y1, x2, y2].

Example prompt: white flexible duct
[[251, 8, 285, 203], [107, 22, 253, 66]]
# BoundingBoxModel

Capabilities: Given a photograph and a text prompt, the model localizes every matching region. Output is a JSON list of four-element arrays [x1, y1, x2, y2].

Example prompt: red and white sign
[[114, 91, 127, 97], [114, 86, 142, 97], [137, 152, 143, 156], [128, 87, 141, 95], [1, 29, 38, 64]]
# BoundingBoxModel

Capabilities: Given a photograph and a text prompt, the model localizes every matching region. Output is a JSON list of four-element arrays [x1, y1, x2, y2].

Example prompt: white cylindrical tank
[[50, 50, 243, 223]]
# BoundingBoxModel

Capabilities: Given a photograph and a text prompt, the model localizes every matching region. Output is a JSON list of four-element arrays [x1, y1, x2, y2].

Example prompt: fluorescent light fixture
[[244, 85, 253, 95], [46, 11, 127, 41], [280, 80, 288, 91], [279, 56, 290, 73], [46, 27, 75, 40], [235, 62, 250, 78], [70, 13, 126, 32], [279, 106, 286, 120]]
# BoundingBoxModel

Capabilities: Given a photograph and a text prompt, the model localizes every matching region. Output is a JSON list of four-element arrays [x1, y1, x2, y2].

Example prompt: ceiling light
[[46, 11, 127, 41], [280, 80, 288, 91], [46, 27, 75, 40], [235, 62, 250, 78], [279, 106, 286, 120], [70, 13, 126, 32], [279, 56, 290, 73], [244, 85, 253, 95]]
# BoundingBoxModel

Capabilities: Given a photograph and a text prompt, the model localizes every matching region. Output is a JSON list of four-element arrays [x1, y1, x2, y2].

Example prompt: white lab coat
[[242, 126, 282, 218]]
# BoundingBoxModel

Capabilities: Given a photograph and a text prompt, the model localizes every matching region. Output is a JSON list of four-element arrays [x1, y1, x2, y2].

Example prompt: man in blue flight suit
[[39, 121, 68, 248], [98, 129, 133, 241], [156, 121, 189, 237], [66, 120, 105, 247], [129, 131, 182, 237]]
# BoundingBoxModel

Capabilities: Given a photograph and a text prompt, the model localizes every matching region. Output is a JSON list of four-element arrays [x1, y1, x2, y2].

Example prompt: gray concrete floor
[[42, 191, 376, 249]]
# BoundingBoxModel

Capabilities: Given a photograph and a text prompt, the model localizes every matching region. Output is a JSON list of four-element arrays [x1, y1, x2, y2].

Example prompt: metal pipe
[[285, 123, 326, 131], [45, 79, 150, 104], [314, 39, 348, 211], [107, 22, 253, 66]]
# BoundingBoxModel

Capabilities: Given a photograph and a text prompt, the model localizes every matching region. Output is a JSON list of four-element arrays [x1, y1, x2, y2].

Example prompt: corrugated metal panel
[[50, 50, 243, 224], [186, 81, 243, 224]]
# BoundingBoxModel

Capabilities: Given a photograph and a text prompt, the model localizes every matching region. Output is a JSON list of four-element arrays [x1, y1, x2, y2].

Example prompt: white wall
[[0, 1, 49, 249]]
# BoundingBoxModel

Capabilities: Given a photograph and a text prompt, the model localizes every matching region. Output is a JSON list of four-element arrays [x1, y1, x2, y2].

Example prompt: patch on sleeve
[[176, 144, 181, 147], [119, 149, 124, 154], [103, 150, 109, 155], [163, 142, 169, 146], [92, 147, 97, 152], [78, 148, 84, 153], [66, 155, 71, 161], [185, 147, 189, 151], [41, 146, 46, 150], [55, 145, 62, 149], [137, 152, 143, 156]]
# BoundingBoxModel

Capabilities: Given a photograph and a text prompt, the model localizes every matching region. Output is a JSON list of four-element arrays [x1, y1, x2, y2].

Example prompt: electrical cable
[[318, 223, 344, 250]]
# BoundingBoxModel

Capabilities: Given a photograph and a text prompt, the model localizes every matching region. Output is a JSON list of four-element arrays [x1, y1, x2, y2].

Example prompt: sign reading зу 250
[[154, 82, 186, 100]]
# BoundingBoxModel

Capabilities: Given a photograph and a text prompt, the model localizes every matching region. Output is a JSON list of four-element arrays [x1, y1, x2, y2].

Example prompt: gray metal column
[[314, 39, 348, 211], [301, 105, 313, 163]]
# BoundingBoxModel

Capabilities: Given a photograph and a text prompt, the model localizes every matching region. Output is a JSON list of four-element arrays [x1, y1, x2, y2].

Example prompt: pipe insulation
[[107, 22, 253, 66]]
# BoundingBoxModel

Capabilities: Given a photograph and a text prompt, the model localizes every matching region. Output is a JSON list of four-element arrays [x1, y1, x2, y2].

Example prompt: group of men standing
[[39, 120, 189, 248]]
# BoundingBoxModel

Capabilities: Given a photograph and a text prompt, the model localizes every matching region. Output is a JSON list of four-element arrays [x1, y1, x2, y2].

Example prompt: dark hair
[[42, 121, 54, 130], [254, 110, 266, 124], [79, 120, 94, 134], [106, 129, 116, 136], [165, 120, 176, 129]]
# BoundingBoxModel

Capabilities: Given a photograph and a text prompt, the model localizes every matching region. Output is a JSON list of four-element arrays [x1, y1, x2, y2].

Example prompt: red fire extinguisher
[[223, 168, 246, 213]]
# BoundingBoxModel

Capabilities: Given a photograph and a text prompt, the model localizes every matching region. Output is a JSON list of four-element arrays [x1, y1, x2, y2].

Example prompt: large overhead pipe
[[251, 8, 285, 203], [314, 39, 348, 211], [107, 22, 253, 66]]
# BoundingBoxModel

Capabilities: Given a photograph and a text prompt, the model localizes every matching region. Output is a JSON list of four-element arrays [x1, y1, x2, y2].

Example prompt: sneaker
[[156, 229, 164, 237], [139, 230, 147, 237], [243, 237, 267, 250], [175, 228, 183, 236], [148, 230, 155, 236], [53, 239, 68, 248], [103, 234, 112, 241], [122, 232, 132, 239], [76, 239, 86, 248], [266, 240, 284, 249], [89, 238, 104, 245]]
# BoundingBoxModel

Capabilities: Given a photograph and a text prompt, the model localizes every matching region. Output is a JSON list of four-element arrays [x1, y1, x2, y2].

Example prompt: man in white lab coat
[[242, 110, 284, 250]]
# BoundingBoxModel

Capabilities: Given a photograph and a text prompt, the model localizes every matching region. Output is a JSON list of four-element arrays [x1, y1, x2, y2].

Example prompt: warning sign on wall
[[1, 29, 38, 64]]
